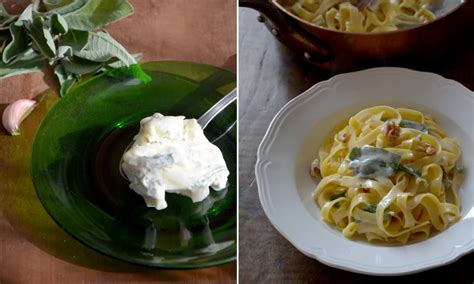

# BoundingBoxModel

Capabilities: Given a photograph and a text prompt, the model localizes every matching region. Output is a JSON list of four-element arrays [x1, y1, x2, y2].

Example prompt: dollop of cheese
[[121, 113, 229, 210]]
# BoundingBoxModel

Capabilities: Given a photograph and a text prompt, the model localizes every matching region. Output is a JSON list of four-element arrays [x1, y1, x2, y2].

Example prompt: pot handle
[[240, 0, 332, 64]]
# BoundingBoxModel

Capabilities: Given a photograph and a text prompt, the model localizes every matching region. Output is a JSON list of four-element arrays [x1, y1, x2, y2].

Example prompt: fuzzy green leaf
[[62, 56, 102, 75], [51, 13, 68, 34], [44, 0, 88, 15], [106, 53, 142, 68], [42, 0, 75, 11], [2, 24, 29, 63], [28, 16, 56, 58], [59, 29, 88, 51], [0, 48, 44, 78], [54, 63, 76, 96], [63, 0, 133, 31], [56, 45, 73, 58], [14, 4, 33, 27], [74, 31, 136, 65]]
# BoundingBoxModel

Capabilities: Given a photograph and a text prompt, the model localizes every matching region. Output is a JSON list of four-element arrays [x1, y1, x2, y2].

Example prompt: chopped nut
[[310, 158, 321, 177], [424, 143, 436, 156], [384, 121, 400, 142], [338, 131, 350, 143]]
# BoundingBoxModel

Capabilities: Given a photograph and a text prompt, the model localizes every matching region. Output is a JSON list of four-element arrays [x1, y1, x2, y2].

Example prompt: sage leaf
[[28, 16, 56, 58], [51, 13, 68, 34], [398, 164, 422, 178], [399, 120, 429, 133], [54, 63, 76, 96], [60, 29, 88, 51], [75, 31, 136, 66], [330, 191, 346, 201], [44, 0, 88, 15], [362, 204, 377, 213], [2, 25, 29, 63], [62, 56, 102, 75], [42, 0, 75, 11], [0, 48, 44, 78], [63, 0, 133, 31], [57, 45, 73, 58], [107, 53, 142, 68], [49, 45, 73, 64], [14, 4, 33, 27]]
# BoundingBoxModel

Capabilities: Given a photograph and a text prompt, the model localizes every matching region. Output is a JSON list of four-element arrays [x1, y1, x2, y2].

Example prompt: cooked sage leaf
[[362, 204, 377, 213], [75, 31, 136, 65], [63, 0, 133, 31], [0, 48, 44, 78], [51, 13, 68, 35], [330, 191, 346, 201], [348, 147, 401, 178], [2, 25, 29, 63], [399, 164, 422, 178], [29, 16, 56, 58], [399, 120, 429, 133]]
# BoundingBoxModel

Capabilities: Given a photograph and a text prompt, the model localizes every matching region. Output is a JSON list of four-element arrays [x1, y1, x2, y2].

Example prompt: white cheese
[[121, 113, 229, 210]]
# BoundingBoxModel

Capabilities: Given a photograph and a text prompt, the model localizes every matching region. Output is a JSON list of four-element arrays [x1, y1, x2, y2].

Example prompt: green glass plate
[[31, 61, 236, 268]]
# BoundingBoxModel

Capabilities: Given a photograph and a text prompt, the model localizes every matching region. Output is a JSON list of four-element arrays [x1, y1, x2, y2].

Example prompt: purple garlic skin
[[2, 99, 37, 136]]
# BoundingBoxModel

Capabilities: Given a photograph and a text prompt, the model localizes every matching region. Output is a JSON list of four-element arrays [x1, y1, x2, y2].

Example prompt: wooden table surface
[[238, 7, 474, 283], [0, 1, 236, 282]]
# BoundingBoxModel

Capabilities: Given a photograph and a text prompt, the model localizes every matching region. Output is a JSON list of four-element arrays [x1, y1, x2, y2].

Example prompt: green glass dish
[[31, 61, 236, 268]]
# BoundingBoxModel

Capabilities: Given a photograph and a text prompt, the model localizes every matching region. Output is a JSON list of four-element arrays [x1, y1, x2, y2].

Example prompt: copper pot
[[240, 0, 474, 73]]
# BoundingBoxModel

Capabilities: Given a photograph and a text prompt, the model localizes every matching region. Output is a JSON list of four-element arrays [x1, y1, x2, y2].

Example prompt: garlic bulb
[[2, 99, 37, 136]]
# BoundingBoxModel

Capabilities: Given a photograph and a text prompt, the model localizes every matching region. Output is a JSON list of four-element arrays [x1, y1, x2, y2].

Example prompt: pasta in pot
[[281, 0, 436, 32], [311, 106, 463, 244]]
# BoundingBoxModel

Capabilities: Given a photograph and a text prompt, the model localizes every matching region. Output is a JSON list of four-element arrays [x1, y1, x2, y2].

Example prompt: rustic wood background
[[0, 0, 236, 282], [238, 7, 474, 283]]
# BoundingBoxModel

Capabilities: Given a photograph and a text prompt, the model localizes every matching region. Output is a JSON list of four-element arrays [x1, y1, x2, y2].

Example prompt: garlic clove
[[2, 99, 37, 136]]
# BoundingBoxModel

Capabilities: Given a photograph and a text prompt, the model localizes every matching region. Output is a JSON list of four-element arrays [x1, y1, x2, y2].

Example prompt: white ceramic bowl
[[256, 67, 474, 275]]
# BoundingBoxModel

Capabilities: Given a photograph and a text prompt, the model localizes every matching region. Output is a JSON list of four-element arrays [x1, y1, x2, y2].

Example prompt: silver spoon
[[197, 88, 237, 129], [119, 88, 237, 179]]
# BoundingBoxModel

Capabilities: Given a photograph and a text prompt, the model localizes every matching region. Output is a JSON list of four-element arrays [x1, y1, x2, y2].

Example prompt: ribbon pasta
[[282, 0, 436, 32], [312, 106, 463, 243]]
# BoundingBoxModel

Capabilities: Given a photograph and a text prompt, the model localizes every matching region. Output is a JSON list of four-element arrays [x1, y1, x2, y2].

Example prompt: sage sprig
[[0, 0, 144, 96]]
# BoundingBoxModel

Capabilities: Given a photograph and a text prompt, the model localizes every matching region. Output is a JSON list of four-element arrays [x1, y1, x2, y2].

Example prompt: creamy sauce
[[121, 113, 229, 210], [348, 146, 400, 178]]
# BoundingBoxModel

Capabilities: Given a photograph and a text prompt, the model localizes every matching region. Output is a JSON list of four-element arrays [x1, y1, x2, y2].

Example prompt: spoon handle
[[197, 88, 237, 129]]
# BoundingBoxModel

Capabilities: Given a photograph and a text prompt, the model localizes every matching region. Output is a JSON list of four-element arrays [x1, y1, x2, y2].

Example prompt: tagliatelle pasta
[[311, 106, 463, 244], [281, 0, 436, 32]]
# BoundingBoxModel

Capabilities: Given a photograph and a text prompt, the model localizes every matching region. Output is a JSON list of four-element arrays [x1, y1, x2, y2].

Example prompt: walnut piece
[[424, 143, 436, 156], [384, 121, 400, 142], [310, 158, 321, 178], [338, 131, 350, 143]]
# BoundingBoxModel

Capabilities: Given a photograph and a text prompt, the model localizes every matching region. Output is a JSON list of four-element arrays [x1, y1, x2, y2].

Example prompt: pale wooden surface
[[0, 0, 236, 282], [238, 7, 473, 283]]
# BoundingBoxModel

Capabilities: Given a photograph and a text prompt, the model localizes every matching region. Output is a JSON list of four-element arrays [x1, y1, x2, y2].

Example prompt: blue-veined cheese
[[121, 113, 229, 210]]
